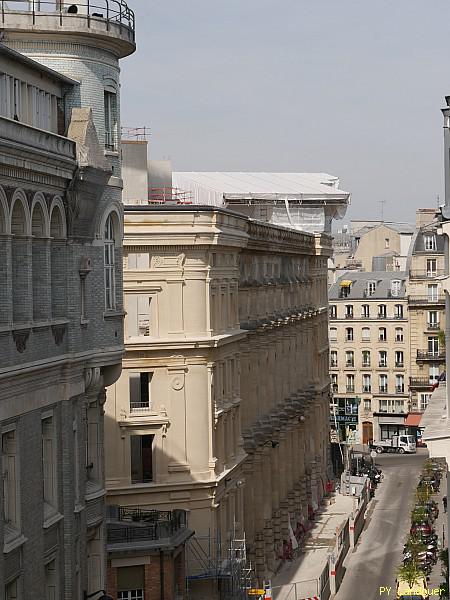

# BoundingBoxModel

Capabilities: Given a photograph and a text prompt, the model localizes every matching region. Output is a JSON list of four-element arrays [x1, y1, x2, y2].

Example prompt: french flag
[[432, 371, 446, 391]]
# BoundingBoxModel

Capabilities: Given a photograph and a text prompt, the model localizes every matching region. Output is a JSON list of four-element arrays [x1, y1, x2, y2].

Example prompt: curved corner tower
[[1, 0, 135, 177]]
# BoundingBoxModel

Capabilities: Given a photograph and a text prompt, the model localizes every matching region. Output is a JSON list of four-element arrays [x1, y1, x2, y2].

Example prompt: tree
[[397, 562, 425, 588]]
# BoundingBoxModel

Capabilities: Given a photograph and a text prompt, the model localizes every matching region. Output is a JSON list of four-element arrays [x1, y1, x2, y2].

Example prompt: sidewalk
[[272, 493, 356, 599], [427, 476, 448, 591]]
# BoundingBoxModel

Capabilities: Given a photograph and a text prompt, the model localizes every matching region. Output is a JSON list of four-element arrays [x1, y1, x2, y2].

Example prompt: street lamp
[[84, 591, 113, 600]]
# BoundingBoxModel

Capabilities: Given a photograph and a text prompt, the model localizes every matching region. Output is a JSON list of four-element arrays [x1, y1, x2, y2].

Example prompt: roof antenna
[[379, 199, 386, 222]]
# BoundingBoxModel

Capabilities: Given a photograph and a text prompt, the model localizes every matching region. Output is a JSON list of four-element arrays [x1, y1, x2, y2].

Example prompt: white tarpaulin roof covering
[[172, 172, 349, 205]]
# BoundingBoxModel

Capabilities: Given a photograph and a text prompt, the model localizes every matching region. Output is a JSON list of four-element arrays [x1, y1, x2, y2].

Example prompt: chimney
[[442, 100, 450, 207]]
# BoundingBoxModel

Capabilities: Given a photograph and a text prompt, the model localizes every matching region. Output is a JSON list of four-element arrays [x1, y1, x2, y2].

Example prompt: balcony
[[427, 322, 440, 330], [0, 0, 136, 57], [331, 384, 338, 393], [409, 295, 445, 305], [417, 350, 446, 361], [130, 401, 151, 413], [395, 362, 404, 368], [396, 386, 405, 394], [346, 385, 355, 393], [107, 506, 192, 552], [410, 378, 434, 388], [362, 385, 372, 393], [409, 270, 445, 279], [379, 387, 388, 394]]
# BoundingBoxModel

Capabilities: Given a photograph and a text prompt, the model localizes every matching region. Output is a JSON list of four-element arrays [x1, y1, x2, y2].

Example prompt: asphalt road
[[334, 449, 428, 600]]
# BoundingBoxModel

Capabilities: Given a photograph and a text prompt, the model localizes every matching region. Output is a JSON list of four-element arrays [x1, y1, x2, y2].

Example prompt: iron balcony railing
[[427, 322, 440, 330], [130, 401, 150, 412], [409, 295, 445, 305], [410, 378, 434, 387], [0, 0, 135, 33], [409, 269, 445, 279], [107, 506, 187, 545], [362, 385, 371, 393], [346, 385, 355, 393], [417, 350, 446, 360]]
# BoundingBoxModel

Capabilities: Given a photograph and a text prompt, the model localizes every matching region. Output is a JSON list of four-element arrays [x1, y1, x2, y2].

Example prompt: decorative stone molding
[[12, 329, 30, 353], [51, 323, 67, 346]]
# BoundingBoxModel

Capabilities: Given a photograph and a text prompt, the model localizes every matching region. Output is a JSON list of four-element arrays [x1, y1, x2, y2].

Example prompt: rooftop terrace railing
[[1, 0, 135, 34]]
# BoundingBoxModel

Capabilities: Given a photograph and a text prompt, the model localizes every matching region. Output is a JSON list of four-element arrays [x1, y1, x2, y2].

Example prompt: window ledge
[[85, 481, 106, 501], [3, 526, 26, 554], [103, 309, 125, 320], [104, 150, 119, 157], [43, 505, 63, 529]]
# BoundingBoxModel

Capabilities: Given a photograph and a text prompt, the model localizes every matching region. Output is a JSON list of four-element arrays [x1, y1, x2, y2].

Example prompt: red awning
[[405, 413, 422, 427]]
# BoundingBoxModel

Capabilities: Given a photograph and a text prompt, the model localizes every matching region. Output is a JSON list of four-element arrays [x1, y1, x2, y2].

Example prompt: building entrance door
[[362, 421, 373, 445]]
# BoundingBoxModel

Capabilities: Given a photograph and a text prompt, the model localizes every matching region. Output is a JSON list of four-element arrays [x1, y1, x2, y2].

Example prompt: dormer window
[[339, 280, 352, 298], [424, 234, 437, 251], [391, 280, 401, 297], [367, 281, 376, 296]]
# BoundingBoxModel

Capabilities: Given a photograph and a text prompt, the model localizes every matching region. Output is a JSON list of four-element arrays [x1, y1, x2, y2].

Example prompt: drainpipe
[[160, 550, 165, 600]]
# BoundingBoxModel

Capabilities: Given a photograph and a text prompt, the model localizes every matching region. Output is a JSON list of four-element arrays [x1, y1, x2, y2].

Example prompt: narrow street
[[335, 449, 427, 600]]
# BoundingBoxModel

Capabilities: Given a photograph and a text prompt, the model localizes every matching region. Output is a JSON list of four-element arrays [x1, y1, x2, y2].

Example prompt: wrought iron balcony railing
[[416, 350, 446, 360], [0, 0, 135, 34]]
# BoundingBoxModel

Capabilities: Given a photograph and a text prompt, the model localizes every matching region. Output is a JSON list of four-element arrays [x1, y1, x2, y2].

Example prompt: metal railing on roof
[[417, 350, 446, 360], [107, 506, 187, 545], [1, 0, 135, 33]]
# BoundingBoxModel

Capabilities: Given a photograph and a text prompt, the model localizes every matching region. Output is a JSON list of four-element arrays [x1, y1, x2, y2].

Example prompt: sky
[[121, 0, 450, 224]]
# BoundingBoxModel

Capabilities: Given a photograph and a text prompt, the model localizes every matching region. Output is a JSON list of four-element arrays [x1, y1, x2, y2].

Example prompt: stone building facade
[[0, 2, 135, 598], [104, 205, 332, 597], [329, 272, 410, 444]]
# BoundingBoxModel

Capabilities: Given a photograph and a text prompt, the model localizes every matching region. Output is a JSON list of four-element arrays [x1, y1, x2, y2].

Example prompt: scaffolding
[[121, 126, 150, 140], [186, 530, 254, 600], [148, 187, 192, 205]]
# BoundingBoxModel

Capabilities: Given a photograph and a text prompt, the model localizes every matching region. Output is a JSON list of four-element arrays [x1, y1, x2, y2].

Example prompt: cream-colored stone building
[[104, 205, 332, 597], [329, 272, 410, 444], [407, 217, 446, 424]]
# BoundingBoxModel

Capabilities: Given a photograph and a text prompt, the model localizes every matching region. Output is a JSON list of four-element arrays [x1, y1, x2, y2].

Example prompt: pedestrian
[[443, 496, 447, 513]]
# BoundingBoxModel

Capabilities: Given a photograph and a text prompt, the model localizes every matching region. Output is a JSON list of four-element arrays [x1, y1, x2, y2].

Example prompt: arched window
[[10, 193, 31, 323], [49, 201, 67, 319], [31, 197, 50, 321], [104, 214, 116, 309], [0, 187, 9, 325]]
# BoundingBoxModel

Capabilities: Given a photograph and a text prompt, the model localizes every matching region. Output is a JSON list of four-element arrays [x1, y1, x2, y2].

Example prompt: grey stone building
[[0, 2, 135, 598]]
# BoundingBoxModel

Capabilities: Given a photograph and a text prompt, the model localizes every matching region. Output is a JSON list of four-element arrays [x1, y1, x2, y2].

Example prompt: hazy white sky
[[121, 0, 450, 223]]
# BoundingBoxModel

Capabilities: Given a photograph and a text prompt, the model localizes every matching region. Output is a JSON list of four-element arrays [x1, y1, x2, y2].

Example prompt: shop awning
[[339, 280, 352, 287], [405, 413, 422, 427]]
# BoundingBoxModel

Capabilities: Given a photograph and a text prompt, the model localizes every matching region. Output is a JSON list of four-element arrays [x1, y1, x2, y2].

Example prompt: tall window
[[427, 258, 437, 277], [379, 327, 387, 342], [104, 91, 118, 150], [329, 328, 337, 342], [362, 327, 371, 341], [329, 305, 337, 319], [427, 284, 438, 302], [395, 351, 404, 367], [378, 304, 387, 318], [429, 364, 440, 384], [330, 350, 338, 368], [428, 310, 439, 328], [391, 280, 401, 297], [424, 234, 437, 251], [345, 327, 354, 342], [345, 351, 354, 367], [394, 304, 403, 319], [361, 304, 370, 318], [396, 374, 404, 393], [2, 429, 19, 530], [362, 350, 371, 367], [104, 215, 116, 310], [428, 336, 439, 357], [346, 374, 355, 392], [5, 579, 19, 600], [395, 327, 404, 342], [385, 237, 390, 249], [331, 373, 338, 392], [367, 281, 376, 296], [42, 416, 57, 511], [379, 374, 388, 393], [129, 372, 152, 412], [362, 374, 371, 393], [379, 350, 387, 367], [45, 559, 58, 600], [419, 393, 431, 412], [345, 305, 353, 318], [131, 435, 154, 484]]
